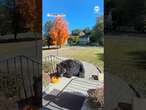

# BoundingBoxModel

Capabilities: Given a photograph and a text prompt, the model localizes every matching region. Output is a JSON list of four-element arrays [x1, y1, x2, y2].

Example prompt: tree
[[49, 17, 69, 47], [15, 0, 35, 32], [1, 0, 35, 39], [83, 27, 91, 35], [111, 0, 146, 32], [0, 0, 16, 36], [91, 16, 104, 46], [43, 20, 53, 47], [44, 20, 53, 37], [0, 0, 41, 39], [72, 29, 82, 36], [35, 0, 42, 32], [68, 36, 80, 46]]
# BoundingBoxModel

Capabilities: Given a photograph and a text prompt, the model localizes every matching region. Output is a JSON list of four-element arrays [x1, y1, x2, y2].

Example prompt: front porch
[[43, 77, 103, 110], [42, 55, 104, 110]]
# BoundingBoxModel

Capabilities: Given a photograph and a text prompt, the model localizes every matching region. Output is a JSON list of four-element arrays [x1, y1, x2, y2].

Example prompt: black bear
[[56, 59, 85, 78]]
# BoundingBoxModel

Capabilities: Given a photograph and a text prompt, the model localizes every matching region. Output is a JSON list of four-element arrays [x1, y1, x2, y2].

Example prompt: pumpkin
[[50, 76, 61, 84]]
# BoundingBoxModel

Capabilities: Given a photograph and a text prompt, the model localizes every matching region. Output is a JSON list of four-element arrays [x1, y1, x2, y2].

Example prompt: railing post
[[20, 56, 27, 99], [32, 61, 35, 77], [6, 60, 9, 74], [26, 57, 34, 97]]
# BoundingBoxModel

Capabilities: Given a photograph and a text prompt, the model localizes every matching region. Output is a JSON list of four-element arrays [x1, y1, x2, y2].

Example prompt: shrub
[[42, 39, 48, 46], [68, 36, 80, 45], [87, 87, 104, 108]]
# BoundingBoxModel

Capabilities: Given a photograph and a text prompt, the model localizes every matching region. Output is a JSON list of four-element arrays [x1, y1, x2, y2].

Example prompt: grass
[[105, 34, 146, 93], [43, 46, 104, 71]]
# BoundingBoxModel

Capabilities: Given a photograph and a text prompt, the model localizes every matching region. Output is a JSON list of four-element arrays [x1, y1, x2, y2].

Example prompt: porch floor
[[42, 77, 103, 110]]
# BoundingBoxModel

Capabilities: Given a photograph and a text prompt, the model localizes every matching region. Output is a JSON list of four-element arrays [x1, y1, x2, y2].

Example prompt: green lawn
[[105, 34, 146, 92], [43, 46, 104, 71]]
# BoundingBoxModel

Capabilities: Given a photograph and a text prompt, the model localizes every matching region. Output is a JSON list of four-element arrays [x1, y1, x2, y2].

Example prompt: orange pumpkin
[[50, 76, 61, 84]]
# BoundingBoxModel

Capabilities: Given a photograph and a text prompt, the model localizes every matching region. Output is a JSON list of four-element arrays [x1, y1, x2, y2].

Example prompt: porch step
[[63, 78, 103, 96]]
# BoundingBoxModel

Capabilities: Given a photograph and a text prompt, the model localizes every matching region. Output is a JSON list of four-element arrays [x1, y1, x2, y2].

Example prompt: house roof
[[79, 31, 85, 36]]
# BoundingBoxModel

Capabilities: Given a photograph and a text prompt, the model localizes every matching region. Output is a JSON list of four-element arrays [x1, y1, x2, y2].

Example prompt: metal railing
[[43, 55, 63, 74]]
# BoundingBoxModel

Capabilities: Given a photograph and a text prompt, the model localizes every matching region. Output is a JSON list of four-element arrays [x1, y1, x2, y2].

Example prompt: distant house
[[79, 35, 90, 45], [68, 31, 91, 45], [79, 31, 85, 36]]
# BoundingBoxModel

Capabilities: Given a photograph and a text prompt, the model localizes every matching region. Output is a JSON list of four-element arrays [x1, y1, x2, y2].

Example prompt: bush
[[42, 39, 48, 46], [99, 35, 104, 46], [68, 36, 80, 45], [87, 87, 104, 108], [90, 31, 104, 46]]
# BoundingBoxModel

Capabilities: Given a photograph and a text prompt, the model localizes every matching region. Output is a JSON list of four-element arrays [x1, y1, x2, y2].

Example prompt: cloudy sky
[[43, 0, 103, 32]]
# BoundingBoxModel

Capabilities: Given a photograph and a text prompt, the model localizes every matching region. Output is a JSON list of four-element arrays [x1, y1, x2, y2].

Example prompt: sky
[[43, 0, 104, 32]]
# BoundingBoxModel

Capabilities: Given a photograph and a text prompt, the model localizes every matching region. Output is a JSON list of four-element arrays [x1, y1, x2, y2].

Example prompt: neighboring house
[[79, 31, 90, 45], [79, 35, 90, 45], [68, 31, 91, 45], [79, 31, 85, 36], [64, 39, 68, 45]]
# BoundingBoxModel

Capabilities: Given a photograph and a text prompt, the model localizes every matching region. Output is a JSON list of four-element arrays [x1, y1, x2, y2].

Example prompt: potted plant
[[87, 87, 104, 108]]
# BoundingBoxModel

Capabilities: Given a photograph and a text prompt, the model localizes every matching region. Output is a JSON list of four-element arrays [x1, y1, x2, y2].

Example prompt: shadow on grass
[[127, 51, 146, 70], [96, 53, 104, 61]]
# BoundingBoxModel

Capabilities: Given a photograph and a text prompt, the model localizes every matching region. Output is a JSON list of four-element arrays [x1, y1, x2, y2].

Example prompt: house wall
[[79, 37, 90, 45]]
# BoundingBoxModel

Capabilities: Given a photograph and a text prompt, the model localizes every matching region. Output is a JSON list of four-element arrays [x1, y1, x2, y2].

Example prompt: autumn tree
[[11, 0, 40, 39], [15, 0, 35, 32], [49, 17, 69, 47], [0, 0, 41, 40], [35, 0, 42, 32], [1, 0, 35, 39]]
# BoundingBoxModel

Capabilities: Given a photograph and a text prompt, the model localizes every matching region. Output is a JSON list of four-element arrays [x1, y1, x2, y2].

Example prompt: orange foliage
[[15, 0, 35, 32], [35, 0, 42, 32], [15, 0, 41, 32], [49, 17, 69, 46]]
